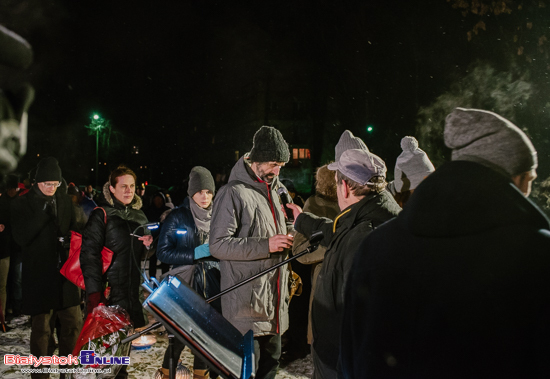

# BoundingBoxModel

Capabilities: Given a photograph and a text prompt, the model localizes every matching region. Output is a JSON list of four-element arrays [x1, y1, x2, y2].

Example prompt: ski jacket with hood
[[80, 182, 149, 328], [340, 161, 550, 379], [210, 155, 293, 336]]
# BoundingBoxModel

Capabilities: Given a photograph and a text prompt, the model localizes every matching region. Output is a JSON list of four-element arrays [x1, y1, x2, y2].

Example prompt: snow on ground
[[0, 314, 313, 378]]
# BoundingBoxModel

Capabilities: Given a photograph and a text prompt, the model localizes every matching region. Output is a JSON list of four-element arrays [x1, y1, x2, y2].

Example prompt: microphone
[[277, 186, 294, 221]]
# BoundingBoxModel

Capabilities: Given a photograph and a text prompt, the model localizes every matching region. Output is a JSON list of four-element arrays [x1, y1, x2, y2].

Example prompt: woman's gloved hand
[[194, 243, 211, 260], [86, 292, 106, 315]]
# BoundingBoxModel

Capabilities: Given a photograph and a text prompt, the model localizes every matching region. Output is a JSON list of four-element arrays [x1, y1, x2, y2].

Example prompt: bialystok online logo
[[4, 350, 130, 367]]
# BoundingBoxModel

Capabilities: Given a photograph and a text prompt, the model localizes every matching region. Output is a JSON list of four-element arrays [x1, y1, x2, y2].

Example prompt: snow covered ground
[[0, 314, 313, 379]]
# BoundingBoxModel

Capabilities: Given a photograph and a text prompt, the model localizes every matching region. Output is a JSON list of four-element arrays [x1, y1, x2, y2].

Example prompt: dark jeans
[[0, 256, 9, 315], [30, 305, 82, 379], [148, 254, 169, 279], [162, 337, 209, 371], [8, 258, 22, 314], [254, 334, 282, 379]]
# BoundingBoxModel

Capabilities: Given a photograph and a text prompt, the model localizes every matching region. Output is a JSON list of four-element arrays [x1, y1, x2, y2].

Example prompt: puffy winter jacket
[[156, 196, 221, 310], [80, 183, 149, 328], [210, 155, 293, 336]]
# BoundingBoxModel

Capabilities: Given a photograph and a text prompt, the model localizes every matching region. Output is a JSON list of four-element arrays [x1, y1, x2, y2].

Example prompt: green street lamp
[[89, 113, 104, 186]]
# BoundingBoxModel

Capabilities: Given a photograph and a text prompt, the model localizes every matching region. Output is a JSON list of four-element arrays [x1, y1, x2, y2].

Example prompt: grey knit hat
[[335, 130, 368, 162], [35, 157, 62, 183], [249, 126, 290, 163], [394, 136, 435, 192], [444, 108, 537, 177], [187, 166, 215, 197]]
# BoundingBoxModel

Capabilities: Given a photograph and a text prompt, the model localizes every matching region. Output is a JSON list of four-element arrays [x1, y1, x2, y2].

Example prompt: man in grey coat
[[210, 126, 294, 379]]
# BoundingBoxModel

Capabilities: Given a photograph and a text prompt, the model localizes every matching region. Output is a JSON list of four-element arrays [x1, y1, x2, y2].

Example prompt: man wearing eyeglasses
[[11, 157, 81, 379]]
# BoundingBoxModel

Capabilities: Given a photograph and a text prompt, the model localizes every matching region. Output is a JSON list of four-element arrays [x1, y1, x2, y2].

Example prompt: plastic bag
[[70, 304, 134, 378]]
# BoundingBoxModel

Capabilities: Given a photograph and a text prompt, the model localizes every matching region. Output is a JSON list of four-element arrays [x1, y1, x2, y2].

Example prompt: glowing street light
[[87, 113, 106, 186]]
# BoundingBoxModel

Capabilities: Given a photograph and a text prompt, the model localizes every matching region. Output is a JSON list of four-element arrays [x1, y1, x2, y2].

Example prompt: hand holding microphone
[[277, 186, 295, 221]]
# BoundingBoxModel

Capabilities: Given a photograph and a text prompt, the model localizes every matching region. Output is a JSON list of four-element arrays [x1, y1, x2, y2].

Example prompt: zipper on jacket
[[265, 182, 282, 333], [202, 262, 207, 298], [263, 182, 279, 234], [276, 267, 281, 334], [257, 180, 282, 333]]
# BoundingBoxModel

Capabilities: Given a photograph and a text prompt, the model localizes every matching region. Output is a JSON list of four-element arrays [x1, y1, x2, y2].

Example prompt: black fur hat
[[249, 126, 290, 163]]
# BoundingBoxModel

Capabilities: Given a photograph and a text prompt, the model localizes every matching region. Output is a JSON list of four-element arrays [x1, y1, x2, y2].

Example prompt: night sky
[[2, 0, 544, 191]]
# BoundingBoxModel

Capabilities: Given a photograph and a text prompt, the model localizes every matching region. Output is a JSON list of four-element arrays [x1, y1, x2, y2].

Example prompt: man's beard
[[257, 167, 276, 184], [260, 173, 275, 183]]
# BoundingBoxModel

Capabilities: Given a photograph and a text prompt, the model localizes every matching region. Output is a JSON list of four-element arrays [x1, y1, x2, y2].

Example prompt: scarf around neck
[[189, 196, 212, 241]]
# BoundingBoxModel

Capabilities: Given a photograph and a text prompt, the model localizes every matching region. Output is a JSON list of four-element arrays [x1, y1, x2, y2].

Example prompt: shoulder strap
[[93, 207, 107, 224]]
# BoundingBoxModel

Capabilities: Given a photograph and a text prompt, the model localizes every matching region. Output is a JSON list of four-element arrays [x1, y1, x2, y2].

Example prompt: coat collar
[[102, 182, 143, 210]]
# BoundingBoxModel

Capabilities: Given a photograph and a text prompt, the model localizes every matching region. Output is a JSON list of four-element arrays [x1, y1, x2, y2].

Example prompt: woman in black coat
[[81, 165, 153, 329]]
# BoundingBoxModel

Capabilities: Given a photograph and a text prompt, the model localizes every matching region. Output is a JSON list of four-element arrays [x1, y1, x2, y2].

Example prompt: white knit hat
[[393, 136, 435, 192]]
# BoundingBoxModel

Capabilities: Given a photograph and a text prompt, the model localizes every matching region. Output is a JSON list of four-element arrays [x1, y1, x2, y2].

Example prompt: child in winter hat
[[187, 166, 216, 197], [392, 136, 435, 193]]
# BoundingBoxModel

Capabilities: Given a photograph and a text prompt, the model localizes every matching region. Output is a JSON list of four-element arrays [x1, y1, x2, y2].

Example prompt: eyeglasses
[[41, 182, 61, 188]]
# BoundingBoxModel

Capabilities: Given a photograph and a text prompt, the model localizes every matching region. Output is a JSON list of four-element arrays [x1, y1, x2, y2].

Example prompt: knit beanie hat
[[444, 108, 537, 177], [188, 166, 215, 197], [35, 157, 62, 183], [335, 130, 369, 162], [394, 136, 435, 192], [249, 126, 290, 163]]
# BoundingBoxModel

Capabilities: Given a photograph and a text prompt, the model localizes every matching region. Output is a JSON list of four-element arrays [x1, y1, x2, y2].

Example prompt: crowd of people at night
[[2, 108, 550, 379]]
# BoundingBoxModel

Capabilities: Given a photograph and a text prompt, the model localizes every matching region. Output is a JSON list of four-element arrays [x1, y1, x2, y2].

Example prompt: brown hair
[[336, 171, 386, 197], [109, 165, 137, 187], [315, 164, 338, 201]]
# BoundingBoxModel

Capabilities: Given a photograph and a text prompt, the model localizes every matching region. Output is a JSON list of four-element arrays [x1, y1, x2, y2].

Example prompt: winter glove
[[86, 292, 106, 315], [194, 243, 211, 260]]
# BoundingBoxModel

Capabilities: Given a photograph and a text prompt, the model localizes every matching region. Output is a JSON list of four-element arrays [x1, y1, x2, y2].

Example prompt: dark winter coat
[[292, 194, 340, 344], [156, 196, 221, 310], [210, 155, 293, 336], [340, 161, 550, 379], [295, 190, 401, 370], [11, 184, 80, 315], [81, 183, 149, 328]]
